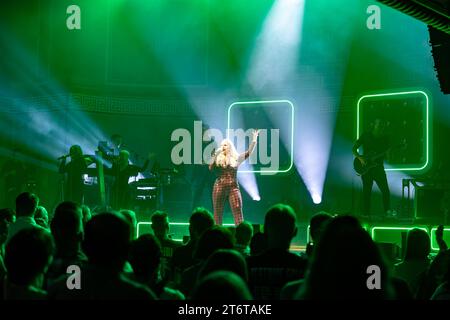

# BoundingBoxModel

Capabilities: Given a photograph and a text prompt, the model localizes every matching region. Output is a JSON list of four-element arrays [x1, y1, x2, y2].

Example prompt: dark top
[[172, 241, 196, 272], [157, 237, 182, 282], [46, 250, 88, 288], [246, 248, 308, 300], [179, 261, 203, 297], [47, 264, 157, 300], [355, 132, 390, 166]]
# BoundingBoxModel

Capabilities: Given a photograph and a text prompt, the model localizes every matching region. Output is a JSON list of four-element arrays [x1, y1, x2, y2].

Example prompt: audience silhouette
[[3, 228, 54, 300], [0, 191, 448, 301]]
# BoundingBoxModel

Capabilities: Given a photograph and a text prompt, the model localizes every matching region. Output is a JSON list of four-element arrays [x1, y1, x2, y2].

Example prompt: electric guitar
[[353, 143, 405, 176]]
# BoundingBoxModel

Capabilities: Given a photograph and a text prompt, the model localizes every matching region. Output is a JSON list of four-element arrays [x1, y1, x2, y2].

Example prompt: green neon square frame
[[430, 227, 450, 251], [356, 90, 430, 172], [227, 99, 294, 174], [370, 226, 429, 242]]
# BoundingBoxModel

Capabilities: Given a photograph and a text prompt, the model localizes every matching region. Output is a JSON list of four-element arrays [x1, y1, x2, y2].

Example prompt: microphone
[[57, 154, 69, 160]]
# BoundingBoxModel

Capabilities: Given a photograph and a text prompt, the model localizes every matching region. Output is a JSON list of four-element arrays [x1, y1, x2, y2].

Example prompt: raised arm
[[238, 130, 259, 164], [436, 225, 448, 252]]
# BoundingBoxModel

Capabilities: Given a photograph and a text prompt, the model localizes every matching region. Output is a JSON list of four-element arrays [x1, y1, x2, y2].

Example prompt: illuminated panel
[[430, 227, 450, 251], [370, 226, 429, 247], [227, 100, 294, 174], [357, 91, 430, 172]]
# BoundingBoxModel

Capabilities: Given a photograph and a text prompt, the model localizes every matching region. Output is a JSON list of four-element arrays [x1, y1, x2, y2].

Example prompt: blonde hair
[[215, 139, 239, 168]]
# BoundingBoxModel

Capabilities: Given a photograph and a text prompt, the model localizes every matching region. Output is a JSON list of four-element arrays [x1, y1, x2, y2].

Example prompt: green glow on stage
[[370, 226, 429, 244], [430, 227, 450, 251]]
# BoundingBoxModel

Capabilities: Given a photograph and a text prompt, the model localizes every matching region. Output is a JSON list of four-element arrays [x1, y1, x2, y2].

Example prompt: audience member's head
[[151, 210, 170, 240], [199, 249, 248, 282], [235, 221, 253, 247], [69, 145, 83, 159], [82, 212, 131, 272], [50, 201, 83, 255], [264, 204, 297, 250], [120, 209, 137, 239], [0, 208, 15, 246], [309, 211, 333, 243], [34, 206, 49, 229], [189, 207, 214, 242], [250, 232, 268, 256], [111, 133, 123, 148], [15, 192, 39, 218], [191, 271, 252, 300], [404, 228, 430, 261], [128, 234, 161, 282], [4, 228, 54, 287], [80, 205, 92, 227], [194, 226, 234, 261], [299, 215, 394, 299]]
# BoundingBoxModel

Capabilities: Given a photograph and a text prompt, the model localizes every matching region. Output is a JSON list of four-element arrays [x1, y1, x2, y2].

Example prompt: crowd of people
[[0, 191, 449, 300]]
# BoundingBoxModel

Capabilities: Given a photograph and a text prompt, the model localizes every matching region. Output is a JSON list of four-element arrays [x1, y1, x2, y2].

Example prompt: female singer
[[209, 129, 259, 225]]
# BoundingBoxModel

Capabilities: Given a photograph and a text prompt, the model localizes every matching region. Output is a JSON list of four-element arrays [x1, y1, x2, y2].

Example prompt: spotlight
[[253, 196, 261, 201], [312, 193, 322, 204]]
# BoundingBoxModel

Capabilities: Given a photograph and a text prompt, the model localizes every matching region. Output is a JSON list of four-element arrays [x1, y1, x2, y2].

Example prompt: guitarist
[[352, 118, 392, 218]]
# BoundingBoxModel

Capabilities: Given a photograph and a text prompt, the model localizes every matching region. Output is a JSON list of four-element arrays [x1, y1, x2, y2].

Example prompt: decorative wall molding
[[0, 93, 199, 116]]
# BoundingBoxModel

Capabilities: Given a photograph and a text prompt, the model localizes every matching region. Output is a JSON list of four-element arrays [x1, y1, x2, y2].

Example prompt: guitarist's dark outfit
[[355, 131, 391, 216]]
